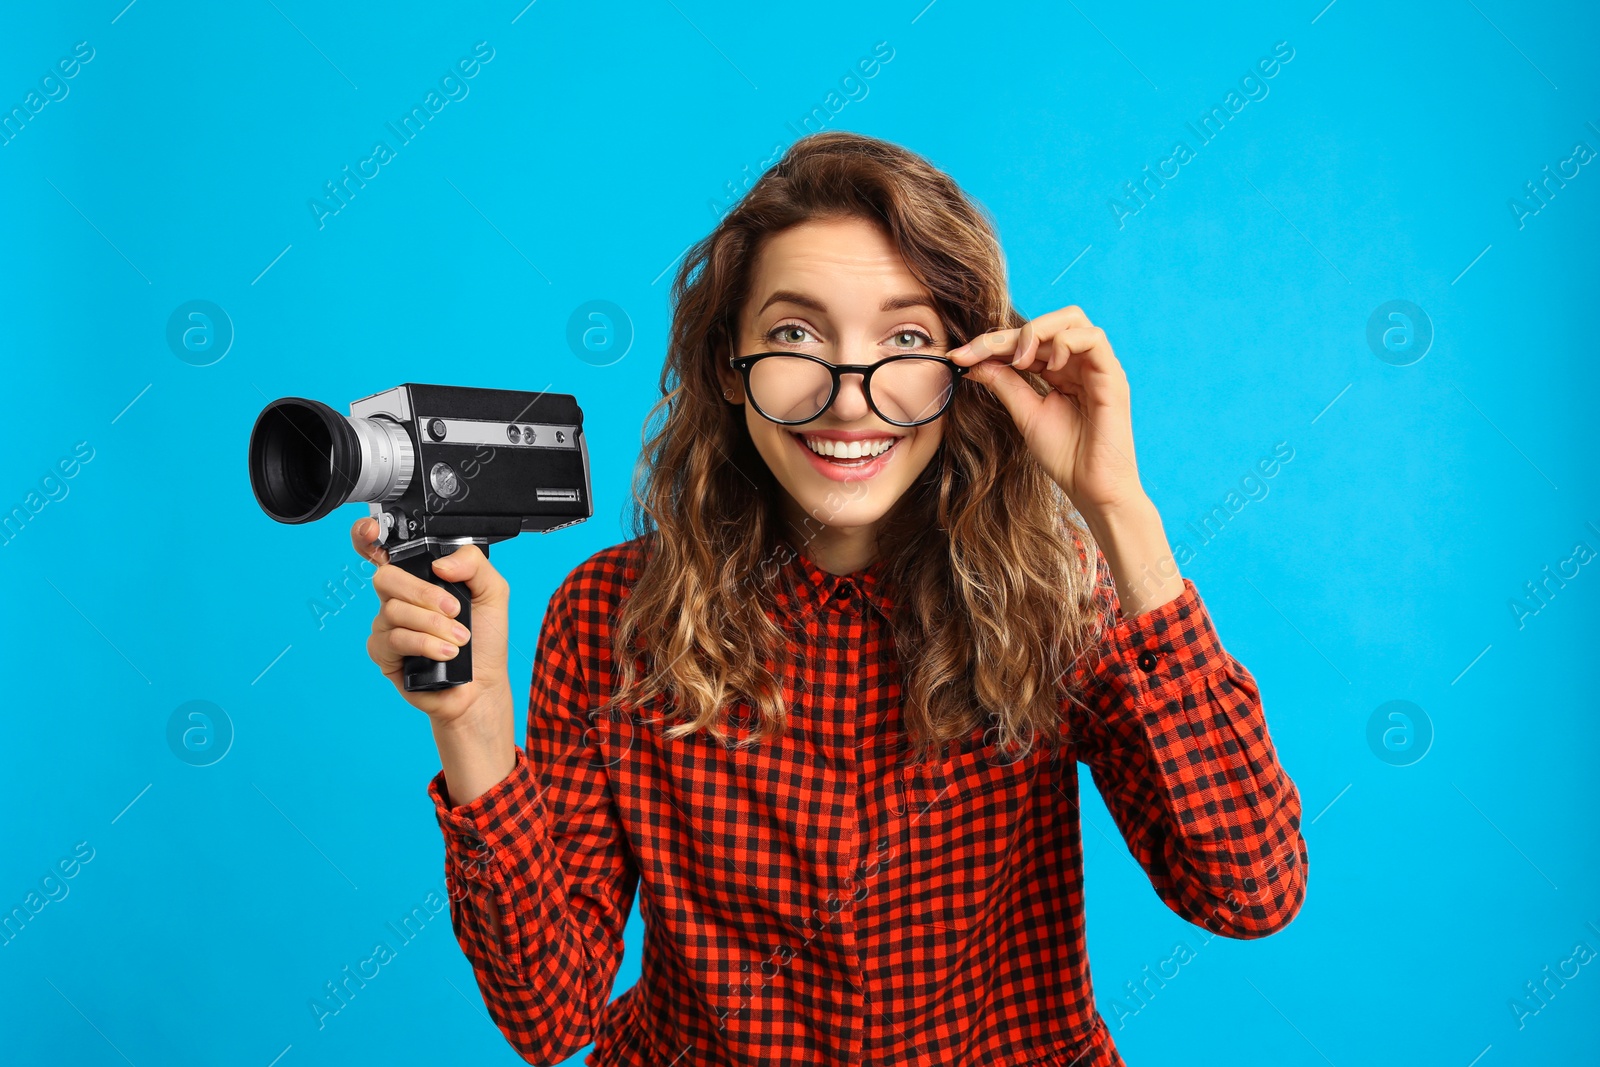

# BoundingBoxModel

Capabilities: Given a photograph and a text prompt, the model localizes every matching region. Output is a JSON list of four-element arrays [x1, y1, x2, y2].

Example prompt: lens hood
[[248, 397, 362, 524]]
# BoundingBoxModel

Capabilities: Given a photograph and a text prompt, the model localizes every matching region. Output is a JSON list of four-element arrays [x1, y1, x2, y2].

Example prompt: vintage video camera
[[248, 383, 592, 692]]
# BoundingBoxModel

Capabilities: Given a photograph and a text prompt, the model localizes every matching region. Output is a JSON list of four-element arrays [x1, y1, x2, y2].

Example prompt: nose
[[830, 370, 871, 421]]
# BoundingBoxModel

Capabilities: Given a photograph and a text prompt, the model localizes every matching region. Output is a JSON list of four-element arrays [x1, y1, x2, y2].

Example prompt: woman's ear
[[714, 346, 744, 403]]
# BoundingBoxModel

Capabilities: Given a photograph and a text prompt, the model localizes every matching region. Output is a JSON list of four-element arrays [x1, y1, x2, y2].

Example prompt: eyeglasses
[[728, 351, 969, 428]]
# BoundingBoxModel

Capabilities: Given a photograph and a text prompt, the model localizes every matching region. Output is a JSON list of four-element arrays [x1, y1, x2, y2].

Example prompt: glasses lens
[[871, 358, 955, 425], [748, 355, 834, 422]]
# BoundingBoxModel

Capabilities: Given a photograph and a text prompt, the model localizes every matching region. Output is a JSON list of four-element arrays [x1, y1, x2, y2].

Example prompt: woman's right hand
[[351, 517, 512, 731]]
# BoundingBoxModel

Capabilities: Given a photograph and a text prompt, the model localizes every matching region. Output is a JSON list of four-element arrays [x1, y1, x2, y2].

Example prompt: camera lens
[[249, 398, 416, 524], [248, 398, 361, 524]]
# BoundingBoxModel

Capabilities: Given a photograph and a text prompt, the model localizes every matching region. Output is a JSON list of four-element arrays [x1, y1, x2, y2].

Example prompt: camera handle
[[393, 541, 484, 692]]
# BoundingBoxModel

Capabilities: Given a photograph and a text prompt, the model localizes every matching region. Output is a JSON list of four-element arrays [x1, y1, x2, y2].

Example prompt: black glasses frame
[[728, 351, 969, 428]]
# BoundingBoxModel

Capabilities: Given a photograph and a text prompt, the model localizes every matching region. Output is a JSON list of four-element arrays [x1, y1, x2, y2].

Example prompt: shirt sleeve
[[426, 577, 638, 1064], [1068, 541, 1308, 939]]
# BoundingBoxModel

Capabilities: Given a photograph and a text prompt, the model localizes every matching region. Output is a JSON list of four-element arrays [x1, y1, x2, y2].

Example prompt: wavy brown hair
[[604, 130, 1110, 764]]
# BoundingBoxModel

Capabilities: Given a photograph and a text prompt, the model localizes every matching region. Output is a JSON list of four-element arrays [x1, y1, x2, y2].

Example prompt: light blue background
[[2, 1, 1596, 1064]]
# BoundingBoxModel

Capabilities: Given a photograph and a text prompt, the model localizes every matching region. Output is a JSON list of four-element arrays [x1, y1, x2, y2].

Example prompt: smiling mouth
[[790, 431, 902, 467]]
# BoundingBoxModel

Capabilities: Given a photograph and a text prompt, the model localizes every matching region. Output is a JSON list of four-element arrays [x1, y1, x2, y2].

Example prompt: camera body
[[347, 383, 591, 549], [248, 382, 592, 692]]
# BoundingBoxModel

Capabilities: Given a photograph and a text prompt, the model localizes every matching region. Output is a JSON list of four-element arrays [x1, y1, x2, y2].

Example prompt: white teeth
[[801, 435, 897, 459]]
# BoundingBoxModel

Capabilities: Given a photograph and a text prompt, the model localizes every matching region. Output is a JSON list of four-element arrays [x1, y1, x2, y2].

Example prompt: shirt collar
[[770, 538, 895, 622]]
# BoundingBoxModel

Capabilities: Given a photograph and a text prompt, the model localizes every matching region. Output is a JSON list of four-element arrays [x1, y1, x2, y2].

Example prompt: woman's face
[[717, 215, 951, 539]]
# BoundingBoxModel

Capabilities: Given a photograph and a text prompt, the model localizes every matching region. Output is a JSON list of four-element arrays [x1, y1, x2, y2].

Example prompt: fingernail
[[443, 596, 461, 616], [452, 623, 470, 642]]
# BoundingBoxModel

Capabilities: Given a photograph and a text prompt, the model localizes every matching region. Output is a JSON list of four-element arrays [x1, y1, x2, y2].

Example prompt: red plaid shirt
[[429, 533, 1308, 1066]]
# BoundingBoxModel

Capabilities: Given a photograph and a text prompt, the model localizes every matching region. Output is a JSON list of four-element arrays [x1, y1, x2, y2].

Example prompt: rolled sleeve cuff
[[428, 742, 547, 831], [427, 747, 553, 985], [1093, 578, 1227, 710]]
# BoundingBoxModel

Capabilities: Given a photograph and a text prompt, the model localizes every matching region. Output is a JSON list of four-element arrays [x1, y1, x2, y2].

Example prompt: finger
[[371, 626, 461, 665], [430, 544, 508, 608], [374, 595, 470, 647], [1018, 307, 1094, 371], [947, 306, 1096, 368], [1041, 325, 1123, 385], [966, 360, 1047, 435], [351, 517, 389, 566], [1038, 305, 1092, 333], [373, 562, 463, 617], [1011, 319, 1041, 371], [366, 629, 401, 673], [947, 328, 1020, 366]]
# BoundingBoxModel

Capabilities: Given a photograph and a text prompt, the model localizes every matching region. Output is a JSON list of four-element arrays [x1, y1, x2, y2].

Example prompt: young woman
[[351, 131, 1307, 1067]]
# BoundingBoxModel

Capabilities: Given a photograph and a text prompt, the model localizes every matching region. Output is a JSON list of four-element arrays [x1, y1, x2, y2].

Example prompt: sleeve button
[[1136, 650, 1159, 673]]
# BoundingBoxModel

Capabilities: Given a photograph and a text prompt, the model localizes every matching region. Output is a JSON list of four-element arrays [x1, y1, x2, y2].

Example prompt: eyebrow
[[756, 290, 938, 315]]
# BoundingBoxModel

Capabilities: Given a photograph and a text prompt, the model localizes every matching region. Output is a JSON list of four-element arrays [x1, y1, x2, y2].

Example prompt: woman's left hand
[[948, 306, 1145, 517]]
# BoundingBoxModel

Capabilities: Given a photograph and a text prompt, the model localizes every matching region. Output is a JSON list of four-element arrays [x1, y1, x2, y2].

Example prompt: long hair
[[604, 130, 1109, 764]]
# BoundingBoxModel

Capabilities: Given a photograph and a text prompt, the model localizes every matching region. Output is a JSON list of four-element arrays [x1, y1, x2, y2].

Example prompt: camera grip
[[394, 545, 477, 692]]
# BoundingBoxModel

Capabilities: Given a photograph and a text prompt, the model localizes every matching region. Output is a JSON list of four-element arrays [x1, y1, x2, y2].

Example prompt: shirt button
[[1136, 649, 1159, 673], [835, 583, 854, 603]]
